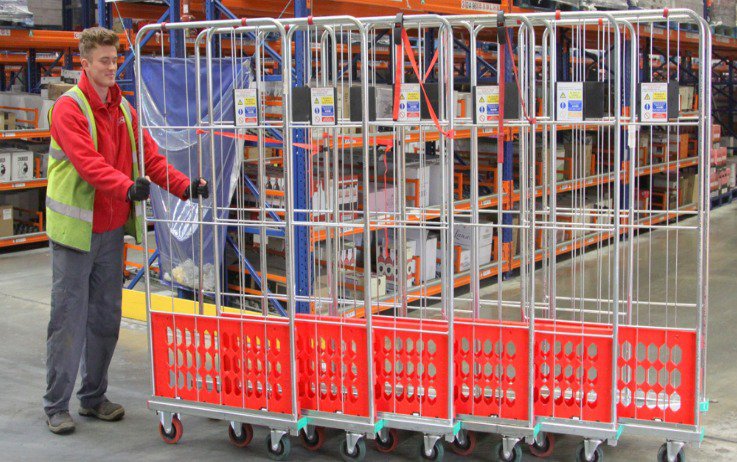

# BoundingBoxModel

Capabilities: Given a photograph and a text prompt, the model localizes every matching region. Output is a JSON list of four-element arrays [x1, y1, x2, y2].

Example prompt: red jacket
[[50, 72, 190, 233]]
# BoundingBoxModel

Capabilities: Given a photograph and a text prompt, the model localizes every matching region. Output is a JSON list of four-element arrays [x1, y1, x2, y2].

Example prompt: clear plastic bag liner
[[138, 56, 252, 291]]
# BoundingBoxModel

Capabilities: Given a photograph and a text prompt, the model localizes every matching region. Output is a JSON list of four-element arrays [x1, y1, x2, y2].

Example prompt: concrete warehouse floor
[[0, 204, 736, 461]]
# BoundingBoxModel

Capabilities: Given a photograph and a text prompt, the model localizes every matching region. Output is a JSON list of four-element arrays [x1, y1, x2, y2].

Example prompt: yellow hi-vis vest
[[46, 86, 143, 252]]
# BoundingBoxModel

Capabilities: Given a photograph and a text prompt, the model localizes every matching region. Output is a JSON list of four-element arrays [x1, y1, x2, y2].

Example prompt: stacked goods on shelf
[[648, 166, 698, 210], [0, 204, 12, 237], [451, 220, 493, 273], [560, 136, 595, 180], [679, 85, 696, 115], [710, 125, 731, 197]]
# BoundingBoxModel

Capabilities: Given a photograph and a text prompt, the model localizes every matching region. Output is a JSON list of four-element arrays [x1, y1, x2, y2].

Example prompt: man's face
[[81, 45, 118, 89]]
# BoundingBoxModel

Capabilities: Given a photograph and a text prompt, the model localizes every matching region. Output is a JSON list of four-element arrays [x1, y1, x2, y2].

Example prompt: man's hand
[[188, 177, 209, 200], [127, 176, 150, 202]]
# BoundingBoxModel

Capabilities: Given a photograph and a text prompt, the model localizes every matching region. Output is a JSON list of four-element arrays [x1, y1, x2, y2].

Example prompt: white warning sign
[[556, 82, 583, 122], [397, 83, 421, 122], [234, 88, 258, 127], [311, 87, 336, 126], [475, 85, 500, 124], [641, 82, 668, 122]]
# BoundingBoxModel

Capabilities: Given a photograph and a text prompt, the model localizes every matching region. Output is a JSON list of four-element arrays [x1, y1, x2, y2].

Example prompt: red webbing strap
[[400, 29, 455, 139], [392, 42, 402, 121], [197, 129, 315, 151], [424, 47, 439, 83]]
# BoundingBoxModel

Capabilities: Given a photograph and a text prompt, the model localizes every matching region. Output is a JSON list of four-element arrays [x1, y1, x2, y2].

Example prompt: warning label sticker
[[556, 82, 583, 122], [234, 88, 258, 127], [397, 83, 421, 122], [475, 85, 500, 124], [311, 87, 336, 126], [641, 82, 668, 122]]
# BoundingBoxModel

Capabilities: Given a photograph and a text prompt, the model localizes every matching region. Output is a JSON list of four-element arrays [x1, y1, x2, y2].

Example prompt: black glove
[[127, 177, 150, 202], [188, 177, 209, 200]]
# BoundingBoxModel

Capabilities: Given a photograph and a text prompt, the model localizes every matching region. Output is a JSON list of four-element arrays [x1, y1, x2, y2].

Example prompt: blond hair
[[78, 27, 119, 59]]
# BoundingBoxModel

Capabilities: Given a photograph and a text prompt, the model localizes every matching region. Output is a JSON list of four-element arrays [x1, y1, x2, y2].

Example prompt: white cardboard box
[[0, 151, 11, 182], [404, 228, 438, 282], [454, 244, 492, 272], [453, 221, 494, 249], [11, 150, 33, 181], [364, 184, 395, 213]]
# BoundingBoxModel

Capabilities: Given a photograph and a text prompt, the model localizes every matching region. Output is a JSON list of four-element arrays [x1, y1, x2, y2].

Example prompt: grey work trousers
[[43, 227, 125, 416]]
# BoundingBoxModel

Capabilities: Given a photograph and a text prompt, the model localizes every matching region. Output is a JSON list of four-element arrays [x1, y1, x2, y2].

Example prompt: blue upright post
[[27, 49, 38, 94], [62, 0, 73, 31], [97, 0, 111, 28], [81, 0, 93, 29], [502, 30, 514, 277], [169, 0, 183, 58], [293, 0, 311, 314]]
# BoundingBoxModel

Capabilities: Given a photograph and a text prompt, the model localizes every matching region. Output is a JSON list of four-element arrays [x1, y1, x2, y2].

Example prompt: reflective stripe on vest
[[45, 196, 93, 223]]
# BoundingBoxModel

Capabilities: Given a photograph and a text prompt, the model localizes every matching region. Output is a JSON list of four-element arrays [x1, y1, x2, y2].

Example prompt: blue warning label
[[653, 101, 667, 113]]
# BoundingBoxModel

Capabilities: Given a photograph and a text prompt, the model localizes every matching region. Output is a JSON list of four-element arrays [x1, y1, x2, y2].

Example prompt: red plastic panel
[[150, 312, 293, 414], [454, 319, 530, 421], [296, 315, 370, 417], [373, 317, 449, 419], [617, 325, 696, 425], [533, 320, 614, 422]]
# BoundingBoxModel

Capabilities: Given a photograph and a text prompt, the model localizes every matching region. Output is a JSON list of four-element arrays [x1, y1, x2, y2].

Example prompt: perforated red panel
[[533, 320, 613, 423], [373, 317, 449, 419], [296, 315, 370, 417], [150, 312, 293, 414], [454, 319, 530, 421], [617, 326, 696, 425]]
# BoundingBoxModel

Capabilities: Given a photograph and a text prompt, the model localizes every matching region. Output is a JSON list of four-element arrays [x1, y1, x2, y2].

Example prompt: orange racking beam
[[0, 30, 130, 52]]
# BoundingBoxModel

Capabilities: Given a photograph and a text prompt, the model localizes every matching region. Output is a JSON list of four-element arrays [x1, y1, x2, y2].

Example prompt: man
[[43, 27, 209, 434]]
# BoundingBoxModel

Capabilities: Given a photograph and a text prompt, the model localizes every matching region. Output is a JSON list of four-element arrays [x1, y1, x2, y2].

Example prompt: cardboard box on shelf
[[377, 241, 417, 289], [0, 205, 13, 237], [561, 138, 595, 178], [404, 228, 438, 282], [452, 244, 492, 273], [0, 111, 17, 131], [48, 83, 75, 101], [363, 183, 396, 213], [679, 85, 695, 112], [405, 161, 443, 207], [342, 271, 387, 299], [0, 151, 11, 182], [726, 158, 737, 188], [453, 221, 494, 250], [11, 150, 33, 181]]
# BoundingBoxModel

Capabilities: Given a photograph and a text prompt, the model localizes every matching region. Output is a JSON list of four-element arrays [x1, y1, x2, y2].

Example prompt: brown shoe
[[47, 411, 75, 434], [78, 400, 125, 422]]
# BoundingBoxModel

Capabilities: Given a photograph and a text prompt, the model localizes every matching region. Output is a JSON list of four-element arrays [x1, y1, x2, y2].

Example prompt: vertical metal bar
[[205, 29, 222, 315], [284, 20, 300, 431]]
